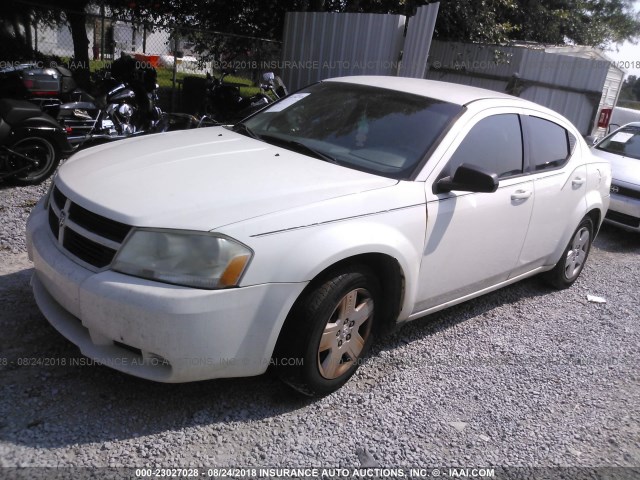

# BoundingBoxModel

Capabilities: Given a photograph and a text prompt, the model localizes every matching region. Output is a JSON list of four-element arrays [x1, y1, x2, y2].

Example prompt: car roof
[[327, 75, 531, 107]]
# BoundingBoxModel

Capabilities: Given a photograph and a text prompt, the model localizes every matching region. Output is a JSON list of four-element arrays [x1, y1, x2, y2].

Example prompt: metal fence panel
[[426, 40, 614, 135], [399, 3, 439, 78], [282, 11, 406, 91]]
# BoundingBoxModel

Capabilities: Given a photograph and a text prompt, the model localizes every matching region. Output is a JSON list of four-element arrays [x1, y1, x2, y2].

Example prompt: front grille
[[52, 185, 66, 210], [68, 203, 131, 242], [611, 184, 640, 200], [48, 183, 132, 269], [606, 210, 640, 228], [48, 208, 59, 238], [63, 228, 117, 268]]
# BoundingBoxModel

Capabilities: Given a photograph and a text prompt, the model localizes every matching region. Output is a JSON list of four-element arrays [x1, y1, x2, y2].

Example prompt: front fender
[[237, 205, 427, 321]]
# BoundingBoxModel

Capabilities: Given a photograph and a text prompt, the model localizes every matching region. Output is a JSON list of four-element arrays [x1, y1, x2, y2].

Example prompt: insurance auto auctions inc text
[[163, 467, 496, 478]]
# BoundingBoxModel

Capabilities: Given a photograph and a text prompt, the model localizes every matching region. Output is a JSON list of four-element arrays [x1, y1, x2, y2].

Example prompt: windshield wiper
[[259, 134, 340, 165], [232, 123, 259, 139]]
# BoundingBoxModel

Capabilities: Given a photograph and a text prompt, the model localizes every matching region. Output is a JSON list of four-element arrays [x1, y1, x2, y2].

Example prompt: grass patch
[[155, 68, 200, 89]]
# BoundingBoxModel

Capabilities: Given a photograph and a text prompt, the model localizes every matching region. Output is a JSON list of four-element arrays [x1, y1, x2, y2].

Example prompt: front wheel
[[275, 266, 380, 396], [9, 137, 60, 186], [543, 217, 594, 289]]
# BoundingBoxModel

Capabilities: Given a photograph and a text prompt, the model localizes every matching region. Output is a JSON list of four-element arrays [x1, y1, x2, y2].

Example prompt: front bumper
[[605, 191, 640, 232], [26, 202, 306, 382]]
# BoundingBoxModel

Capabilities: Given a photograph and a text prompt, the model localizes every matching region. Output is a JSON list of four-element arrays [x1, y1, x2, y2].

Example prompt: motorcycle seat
[[0, 98, 44, 125]]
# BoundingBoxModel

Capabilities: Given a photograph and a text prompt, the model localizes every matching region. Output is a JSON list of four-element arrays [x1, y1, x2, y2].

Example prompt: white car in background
[[591, 122, 640, 232], [26, 76, 611, 396]]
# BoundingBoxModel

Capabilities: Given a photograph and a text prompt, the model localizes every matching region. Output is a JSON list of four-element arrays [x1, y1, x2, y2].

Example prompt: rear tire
[[9, 137, 60, 186], [543, 217, 594, 289], [275, 266, 379, 396]]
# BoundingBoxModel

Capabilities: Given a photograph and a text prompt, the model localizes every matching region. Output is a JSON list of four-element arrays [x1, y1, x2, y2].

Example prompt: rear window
[[527, 117, 574, 171]]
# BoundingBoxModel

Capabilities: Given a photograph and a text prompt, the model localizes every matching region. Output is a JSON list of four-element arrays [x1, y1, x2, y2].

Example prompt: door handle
[[511, 190, 532, 201], [572, 177, 585, 187]]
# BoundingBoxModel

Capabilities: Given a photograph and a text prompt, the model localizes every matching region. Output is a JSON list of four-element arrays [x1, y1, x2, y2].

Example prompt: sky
[[606, 0, 640, 77]]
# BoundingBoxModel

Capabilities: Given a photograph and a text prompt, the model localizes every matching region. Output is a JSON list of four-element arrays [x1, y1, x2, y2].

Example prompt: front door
[[413, 111, 534, 314]]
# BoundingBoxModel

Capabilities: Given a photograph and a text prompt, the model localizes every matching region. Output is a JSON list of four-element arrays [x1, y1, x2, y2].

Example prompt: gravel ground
[[0, 180, 50, 254], [0, 181, 639, 475]]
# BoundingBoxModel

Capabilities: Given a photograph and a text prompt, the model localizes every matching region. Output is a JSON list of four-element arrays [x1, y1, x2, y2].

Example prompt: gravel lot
[[1, 180, 639, 476]]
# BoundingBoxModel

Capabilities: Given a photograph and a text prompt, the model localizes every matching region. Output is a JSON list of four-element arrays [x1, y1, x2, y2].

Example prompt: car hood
[[56, 128, 398, 230], [591, 148, 640, 186]]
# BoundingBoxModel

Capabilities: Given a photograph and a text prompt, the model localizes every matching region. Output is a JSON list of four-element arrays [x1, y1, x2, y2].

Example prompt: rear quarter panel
[[585, 152, 612, 230]]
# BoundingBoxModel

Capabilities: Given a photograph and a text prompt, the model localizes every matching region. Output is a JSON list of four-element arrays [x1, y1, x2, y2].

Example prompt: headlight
[[111, 229, 253, 289]]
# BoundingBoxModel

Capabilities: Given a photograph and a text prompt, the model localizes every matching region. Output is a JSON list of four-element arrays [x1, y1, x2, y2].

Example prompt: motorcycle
[[0, 98, 74, 185], [204, 70, 288, 124], [261, 72, 289, 100], [57, 57, 165, 146], [0, 63, 92, 113]]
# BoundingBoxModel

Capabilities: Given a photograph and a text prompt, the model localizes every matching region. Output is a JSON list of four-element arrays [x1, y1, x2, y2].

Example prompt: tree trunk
[[11, 15, 26, 50], [23, 12, 33, 56], [66, 9, 90, 90]]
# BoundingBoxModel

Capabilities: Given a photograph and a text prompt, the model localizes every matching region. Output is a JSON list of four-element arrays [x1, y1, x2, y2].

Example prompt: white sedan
[[591, 122, 640, 232], [26, 76, 611, 396]]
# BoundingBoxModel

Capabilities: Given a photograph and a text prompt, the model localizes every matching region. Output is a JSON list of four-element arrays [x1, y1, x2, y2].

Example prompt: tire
[[9, 137, 60, 186], [543, 217, 594, 289], [275, 266, 380, 396]]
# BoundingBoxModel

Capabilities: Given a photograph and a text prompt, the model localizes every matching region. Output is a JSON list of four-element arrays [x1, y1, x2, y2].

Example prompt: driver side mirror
[[436, 163, 499, 194]]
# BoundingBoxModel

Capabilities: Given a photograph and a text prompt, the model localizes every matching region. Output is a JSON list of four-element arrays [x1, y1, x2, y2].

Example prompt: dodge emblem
[[59, 210, 67, 228]]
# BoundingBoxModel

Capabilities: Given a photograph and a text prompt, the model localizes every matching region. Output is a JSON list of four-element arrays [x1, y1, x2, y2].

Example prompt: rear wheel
[[9, 137, 60, 186], [543, 217, 594, 289], [275, 266, 379, 396]]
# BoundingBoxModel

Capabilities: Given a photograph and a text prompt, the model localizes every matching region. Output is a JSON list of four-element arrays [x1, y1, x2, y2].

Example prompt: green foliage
[[508, 0, 640, 47], [433, 0, 520, 44], [620, 75, 640, 101], [113, 0, 639, 50]]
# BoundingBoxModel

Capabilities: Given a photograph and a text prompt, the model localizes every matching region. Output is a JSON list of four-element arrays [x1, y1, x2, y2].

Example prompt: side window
[[527, 116, 573, 171], [448, 114, 523, 179]]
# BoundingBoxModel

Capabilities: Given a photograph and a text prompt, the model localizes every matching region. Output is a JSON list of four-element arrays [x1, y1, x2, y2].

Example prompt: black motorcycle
[[0, 58, 165, 147], [205, 70, 288, 124], [0, 63, 93, 113], [0, 99, 73, 185], [57, 57, 165, 146]]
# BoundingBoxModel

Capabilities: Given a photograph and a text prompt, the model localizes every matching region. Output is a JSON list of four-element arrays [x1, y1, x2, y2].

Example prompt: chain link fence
[[1, 4, 282, 112]]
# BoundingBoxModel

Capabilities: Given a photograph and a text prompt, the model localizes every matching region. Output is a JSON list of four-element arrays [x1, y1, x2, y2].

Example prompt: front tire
[[275, 266, 380, 396], [543, 217, 594, 289], [9, 137, 60, 186]]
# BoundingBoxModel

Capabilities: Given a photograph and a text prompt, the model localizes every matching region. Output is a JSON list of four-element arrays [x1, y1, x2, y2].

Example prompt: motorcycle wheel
[[10, 137, 60, 186]]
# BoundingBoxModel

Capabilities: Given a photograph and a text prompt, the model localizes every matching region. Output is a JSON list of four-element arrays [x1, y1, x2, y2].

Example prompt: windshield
[[596, 125, 640, 160], [239, 81, 462, 179]]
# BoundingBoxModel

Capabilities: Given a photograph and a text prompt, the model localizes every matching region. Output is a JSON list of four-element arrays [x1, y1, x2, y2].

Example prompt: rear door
[[513, 113, 587, 275]]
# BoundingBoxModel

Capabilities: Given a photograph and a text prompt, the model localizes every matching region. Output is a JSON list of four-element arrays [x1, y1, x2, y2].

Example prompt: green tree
[[620, 75, 640, 101], [508, 0, 640, 47]]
